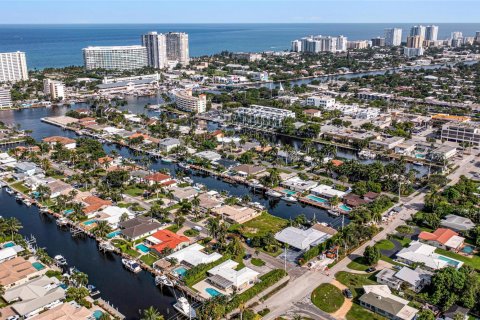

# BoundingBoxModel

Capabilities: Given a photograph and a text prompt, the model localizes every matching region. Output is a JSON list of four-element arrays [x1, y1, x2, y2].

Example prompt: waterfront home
[[303, 109, 322, 118], [274, 227, 332, 252], [197, 192, 223, 212], [369, 136, 405, 151], [96, 156, 114, 169], [3, 276, 66, 318], [311, 223, 338, 236], [418, 228, 465, 251], [46, 180, 74, 198], [31, 301, 93, 320], [440, 214, 475, 232], [80, 195, 112, 217], [231, 164, 267, 177], [363, 191, 380, 202], [396, 241, 463, 271], [212, 205, 260, 224], [170, 186, 200, 202], [376, 267, 431, 293], [119, 217, 163, 241], [147, 230, 190, 255], [343, 194, 368, 208], [206, 260, 259, 292], [42, 136, 77, 150], [14, 161, 39, 177], [195, 150, 222, 162], [96, 206, 134, 229], [24, 175, 55, 191], [166, 243, 222, 267], [145, 172, 175, 187], [0, 152, 16, 165], [158, 138, 181, 152], [281, 177, 318, 193], [0, 247, 18, 263], [129, 169, 151, 183], [310, 184, 346, 199], [0, 256, 43, 288], [429, 145, 457, 163], [394, 142, 416, 157], [358, 285, 418, 320], [321, 126, 379, 144]]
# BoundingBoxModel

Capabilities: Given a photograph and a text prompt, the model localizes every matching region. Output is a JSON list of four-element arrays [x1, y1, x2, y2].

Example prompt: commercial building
[[142, 32, 167, 69], [425, 25, 439, 41], [359, 285, 418, 320], [0, 51, 28, 83], [441, 122, 480, 146], [371, 37, 386, 47], [43, 79, 65, 100], [385, 28, 403, 46], [406, 35, 423, 48], [0, 87, 12, 108], [166, 32, 189, 65], [233, 105, 296, 128], [404, 47, 424, 58], [83, 45, 148, 71], [305, 96, 335, 108], [173, 89, 207, 113]]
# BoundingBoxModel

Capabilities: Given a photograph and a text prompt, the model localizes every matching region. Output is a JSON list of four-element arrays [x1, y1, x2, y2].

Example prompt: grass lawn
[[184, 229, 200, 237], [347, 257, 371, 271], [346, 303, 386, 320], [230, 212, 288, 238], [435, 248, 480, 270], [140, 254, 158, 266], [124, 187, 144, 197], [375, 239, 395, 251], [166, 224, 181, 233], [391, 235, 412, 247], [251, 258, 266, 267], [335, 271, 376, 299], [311, 283, 345, 313], [11, 181, 30, 194]]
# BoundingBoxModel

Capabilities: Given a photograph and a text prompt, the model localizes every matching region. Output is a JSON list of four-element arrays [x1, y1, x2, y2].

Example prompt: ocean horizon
[[1, 23, 479, 69]]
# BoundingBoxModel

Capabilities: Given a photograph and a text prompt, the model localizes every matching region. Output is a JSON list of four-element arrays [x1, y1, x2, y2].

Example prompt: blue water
[[83, 220, 97, 226], [107, 230, 122, 239], [173, 266, 188, 277], [2, 241, 15, 248], [93, 310, 104, 320], [462, 245, 475, 254], [32, 261, 45, 271], [1, 24, 480, 69], [307, 195, 328, 203], [282, 189, 297, 195], [438, 255, 461, 267], [206, 287, 223, 297], [136, 244, 150, 253], [340, 204, 352, 212]]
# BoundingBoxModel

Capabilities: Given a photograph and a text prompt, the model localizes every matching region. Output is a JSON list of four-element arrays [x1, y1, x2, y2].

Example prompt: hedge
[[183, 254, 232, 287]]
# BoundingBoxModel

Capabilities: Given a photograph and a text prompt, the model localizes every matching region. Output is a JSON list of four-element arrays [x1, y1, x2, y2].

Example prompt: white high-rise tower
[[0, 52, 28, 83], [384, 28, 403, 46], [142, 32, 167, 69], [166, 32, 189, 66], [425, 25, 439, 41]]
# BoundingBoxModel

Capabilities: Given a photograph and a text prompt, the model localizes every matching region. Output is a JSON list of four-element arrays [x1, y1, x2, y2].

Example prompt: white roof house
[[195, 150, 222, 162], [0, 152, 16, 165], [0, 247, 18, 263], [311, 184, 346, 198], [281, 177, 318, 192], [275, 227, 331, 251], [207, 260, 259, 290], [98, 206, 134, 228], [396, 241, 463, 270], [167, 243, 222, 267]]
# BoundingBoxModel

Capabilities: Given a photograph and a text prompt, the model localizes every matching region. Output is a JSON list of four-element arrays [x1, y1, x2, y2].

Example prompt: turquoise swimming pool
[[206, 287, 222, 297], [306, 195, 328, 203], [462, 245, 475, 254], [438, 255, 461, 267], [2, 241, 15, 248], [107, 230, 122, 239], [174, 266, 188, 277], [64, 209, 74, 215], [93, 310, 104, 319], [282, 189, 297, 195], [339, 204, 352, 212], [32, 262, 45, 271], [83, 220, 97, 226], [415, 154, 426, 159], [136, 244, 150, 253]]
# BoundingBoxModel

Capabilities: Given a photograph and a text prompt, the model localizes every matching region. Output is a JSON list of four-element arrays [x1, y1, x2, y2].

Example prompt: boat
[[40, 207, 50, 214], [15, 194, 24, 202], [99, 241, 115, 252], [56, 217, 68, 226], [265, 190, 282, 198], [282, 195, 298, 203], [413, 162, 424, 166], [23, 199, 32, 207], [155, 275, 174, 287], [358, 149, 376, 160], [328, 210, 340, 217], [122, 259, 142, 273], [183, 177, 194, 184], [5, 188, 14, 195], [161, 157, 174, 163], [178, 162, 190, 170], [87, 284, 101, 296], [250, 202, 265, 210], [54, 255, 67, 266], [173, 297, 197, 319]]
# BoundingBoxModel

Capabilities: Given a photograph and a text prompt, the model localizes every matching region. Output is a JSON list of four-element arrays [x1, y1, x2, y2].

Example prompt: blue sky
[[2, 0, 480, 24]]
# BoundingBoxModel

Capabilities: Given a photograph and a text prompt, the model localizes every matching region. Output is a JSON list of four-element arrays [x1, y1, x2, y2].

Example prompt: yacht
[[15, 194, 24, 202], [161, 157, 174, 164], [155, 275, 174, 287], [99, 241, 115, 252], [122, 259, 142, 273], [40, 207, 50, 214], [282, 195, 298, 203], [56, 217, 68, 226], [178, 162, 190, 170], [5, 188, 14, 195], [54, 255, 67, 266], [183, 177, 194, 184], [23, 199, 32, 207], [87, 284, 101, 296], [328, 210, 340, 217], [265, 190, 282, 198], [173, 297, 196, 319]]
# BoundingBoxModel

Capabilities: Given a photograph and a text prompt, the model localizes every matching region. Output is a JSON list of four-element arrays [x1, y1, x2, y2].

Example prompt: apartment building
[[441, 122, 480, 146], [43, 79, 65, 100], [0, 87, 12, 108], [173, 90, 206, 113], [83, 45, 148, 70], [166, 32, 189, 65], [305, 96, 335, 108], [0, 51, 28, 83], [385, 28, 403, 46], [141, 32, 167, 69], [233, 105, 296, 129]]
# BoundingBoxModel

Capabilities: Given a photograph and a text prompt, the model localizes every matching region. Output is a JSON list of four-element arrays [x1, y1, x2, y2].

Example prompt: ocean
[[0, 23, 479, 69]]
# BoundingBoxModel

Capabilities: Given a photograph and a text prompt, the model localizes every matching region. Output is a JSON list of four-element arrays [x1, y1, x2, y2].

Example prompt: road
[[255, 153, 477, 319]]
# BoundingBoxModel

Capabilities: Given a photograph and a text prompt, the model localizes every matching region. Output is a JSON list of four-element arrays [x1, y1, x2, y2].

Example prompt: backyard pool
[[415, 154, 426, 159], [106, 230, 122, 239], [462, 245, 475, 254], [63, 209, 74, 215], [93, 310, 104, 319], [2, 241, 15, 248], [282, 189, 297, 196], [339, 204, 352, 212], [136, 244, 150, 253], [173, 266, 188, 277], [206, 287, 222, 297], [306, 195, 328, 203], [438, 255, 462, 267], [83, 220, 97, 226], [32, 262, 45, 271]]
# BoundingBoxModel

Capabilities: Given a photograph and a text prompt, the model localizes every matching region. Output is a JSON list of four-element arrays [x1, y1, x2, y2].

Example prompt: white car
[[7, 316, 20, 320], [193, 226, 202, 232]]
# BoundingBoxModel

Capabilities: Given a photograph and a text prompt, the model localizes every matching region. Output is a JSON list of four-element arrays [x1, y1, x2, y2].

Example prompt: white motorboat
[[54, 255, 67, 266], [161, 157, 174, 164], [99, 241, 115, 252], [282, 195, 298, 203], [87, 284, 101, 296], [173, 297, 196, 319], [155, 275, 174, 287], [122, 259, 142, 273], [328, 210, 340, 217], [183, 177, 194, 184], [40, 207, 50, 214], [265, 190, 282, 198], [5, 188, 14, 195], [413, 162, 424, 166], [15, 194, 24, 202], [56, 218, 68, 226], [178, 162, 190, 170]]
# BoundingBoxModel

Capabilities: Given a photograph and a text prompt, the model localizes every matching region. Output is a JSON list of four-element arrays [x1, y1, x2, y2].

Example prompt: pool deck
[[299, 197, 330, 210]]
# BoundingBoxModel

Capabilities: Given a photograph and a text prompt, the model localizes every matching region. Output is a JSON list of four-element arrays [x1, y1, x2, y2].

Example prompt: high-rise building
[[475, 31, 480, 44], [83, 46, 148, 71], [410, 25, 426, 39], [0, 87, 12, 108], [347, 40, 369, 50], [297, 35, 347, 53], [336, 35, 348, 52], [407, 35, 423, 48], [141, 32, 167, 69], [371, 37, 386, 47], [291, 40, 302, 52], [451, 31, 463, 40], [173, 90, 206, 113], [166, 32, 189, 66], [43, 79, 65, 100], [403, 47, 424, 58], [0, 52, 28, 83], [384, 28, 403, 46], [425, 25, 439, 41]]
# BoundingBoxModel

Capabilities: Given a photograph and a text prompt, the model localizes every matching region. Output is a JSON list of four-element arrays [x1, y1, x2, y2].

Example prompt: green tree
[[141, 306, 164, 320], [363, 245, 380, 266]]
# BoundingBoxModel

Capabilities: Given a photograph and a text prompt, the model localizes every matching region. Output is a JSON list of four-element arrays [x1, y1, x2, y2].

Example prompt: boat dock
[[96, 298, 125, 320]]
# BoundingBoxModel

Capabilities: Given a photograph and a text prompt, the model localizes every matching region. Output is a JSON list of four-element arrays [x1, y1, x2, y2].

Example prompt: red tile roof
[[419, 228, 459, 245], [145, 172, 171, 182], [42, 136, 76, 145], [150, 230, 189, 252], [82, 196, 112, 214]]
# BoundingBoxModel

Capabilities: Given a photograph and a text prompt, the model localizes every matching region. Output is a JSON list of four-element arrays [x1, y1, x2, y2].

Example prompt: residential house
[[281, 177, 318, 192], [24, 175, 55, 191], [418, 228, 465, 251], [376, 267, 431, 293], [0, 247, 18, 263], [311, 184, 346, 199], [166, 243, 222, 267], [364, 191, 380, 202], [197, 192, 223, 212], [396, 241, 463, 271], [212, 205, 260, 224], [303, 109, 322, 118], [359, 285, 418, 320], [146, 230, 190, 255], [14, 162, 38, 177], [207, 260, 259, 292], [96, 206, 134, 229], [440, 214, 475, 232], [80, 195, 112, 217], [170, 186, 199, 201], [42, 136, 76, 150], [195, 150, 222, 162], [0, 257, 39, 288], [274, 227, 331, 251], [343, 194, 368, 207], [119, 216, 163, 241], [32, 302, 93, 320], [369, 136, 405, 151], [145, 172, 175, 186], [394, 142, 416, 157], [231, 164, 267, 177], [443, 305, 469, 320], [158, 138, 181, 152], [129, 169, 151, 183], [46, 180, 74, 198]]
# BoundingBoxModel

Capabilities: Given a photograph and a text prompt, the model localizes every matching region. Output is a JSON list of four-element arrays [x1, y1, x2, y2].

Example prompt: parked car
[[7, 316, 20, 320], [366, 267, 376, 273], [193, 226, 202, 231], [243, 254, 252, 260], [343, 289, 353, 299]]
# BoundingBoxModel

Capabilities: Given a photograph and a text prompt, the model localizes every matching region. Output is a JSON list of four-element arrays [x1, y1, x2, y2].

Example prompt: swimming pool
[[83, 220, 97, 226], [282, 189, 297, 195], [415, 154, 426, 159], [2, 241, 15, 248], [106, 230, 122, 239], [32, 262, 45, 271], [462, 245, 475, 254], [174, 266, 188, 277], [438, 255, 461, 267], [206, 287, 222, 297], [306, 195, 328, 203], [339, 204, 352, 212], [63, 209, 74, 215], [136, 244, 150, 253], [93, 310, 104, 319]]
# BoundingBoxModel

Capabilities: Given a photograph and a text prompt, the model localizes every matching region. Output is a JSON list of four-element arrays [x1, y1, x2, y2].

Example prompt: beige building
[[212, 205, 260, 224], [173, 90, 207, 113]]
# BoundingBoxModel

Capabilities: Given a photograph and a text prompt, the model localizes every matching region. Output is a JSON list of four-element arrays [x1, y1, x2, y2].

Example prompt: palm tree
[[71, 271, 89, 287], [92, 221, 112, 238], [2, 217, 22, 240], [36, 185, 51, 202], [141, 306, 164, 320], [206, 217, 220, 239]]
